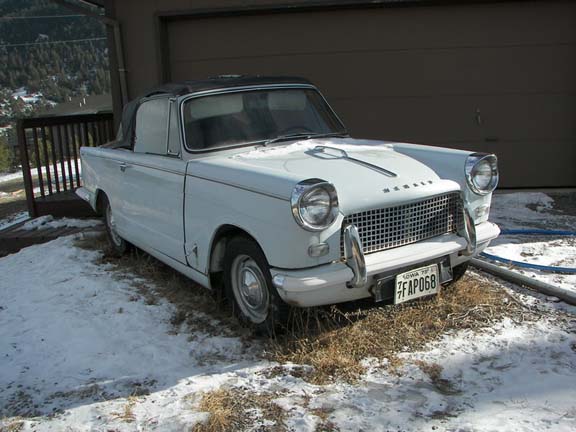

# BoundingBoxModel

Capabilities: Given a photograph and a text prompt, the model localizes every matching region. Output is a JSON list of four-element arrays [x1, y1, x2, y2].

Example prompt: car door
[[120, 96, 187, 264]]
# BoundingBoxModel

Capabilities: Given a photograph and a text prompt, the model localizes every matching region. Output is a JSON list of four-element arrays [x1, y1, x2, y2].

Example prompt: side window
[[134, 98, 169, 155]]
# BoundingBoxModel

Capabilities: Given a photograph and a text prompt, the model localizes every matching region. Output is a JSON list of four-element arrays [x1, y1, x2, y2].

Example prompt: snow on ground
[[1, 229, 575, 431], [323, 314, 576, 432], [0, 160, 81, 198], [0, 211, 28, 231], [0, 170, 24, 184], [0, 234, 256, 431], [487, 192, 576, 292], [21, 215, 101, 231]]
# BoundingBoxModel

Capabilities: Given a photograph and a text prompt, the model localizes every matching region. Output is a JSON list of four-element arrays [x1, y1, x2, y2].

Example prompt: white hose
[[470, 258, 576, 306]]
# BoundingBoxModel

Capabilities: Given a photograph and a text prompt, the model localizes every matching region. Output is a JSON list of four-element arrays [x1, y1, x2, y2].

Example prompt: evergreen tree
[[0, 135, 13, 173], [0, 0, 111, 103]]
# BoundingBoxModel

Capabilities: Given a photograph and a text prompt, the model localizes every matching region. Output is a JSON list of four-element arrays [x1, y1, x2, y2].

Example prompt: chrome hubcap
[[231, 255, 269, 324], [106, 203, 122, 247]]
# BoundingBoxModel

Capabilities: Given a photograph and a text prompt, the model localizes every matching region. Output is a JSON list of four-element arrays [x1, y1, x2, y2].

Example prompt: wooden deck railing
[[17, 113, 115, 217]]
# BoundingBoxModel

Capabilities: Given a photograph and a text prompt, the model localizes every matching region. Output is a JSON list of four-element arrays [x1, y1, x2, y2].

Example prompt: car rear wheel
[[102, 195, 129, 256], [223, 236, 289, 334]]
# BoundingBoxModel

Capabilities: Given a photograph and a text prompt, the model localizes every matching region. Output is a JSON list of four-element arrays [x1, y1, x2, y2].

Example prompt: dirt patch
[[0, 195, 26, 223], [269, 275, 533, 384]]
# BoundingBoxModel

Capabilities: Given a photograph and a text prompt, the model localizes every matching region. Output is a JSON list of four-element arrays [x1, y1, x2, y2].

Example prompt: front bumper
[[271, 221, 500, 307]]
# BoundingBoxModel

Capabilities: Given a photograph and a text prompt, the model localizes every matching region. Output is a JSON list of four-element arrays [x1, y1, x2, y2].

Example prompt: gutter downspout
[[50, 0, 129, 107]]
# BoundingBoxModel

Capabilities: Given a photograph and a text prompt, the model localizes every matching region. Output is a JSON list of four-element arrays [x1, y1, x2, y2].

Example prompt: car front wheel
[[223, 236, 289, 334]]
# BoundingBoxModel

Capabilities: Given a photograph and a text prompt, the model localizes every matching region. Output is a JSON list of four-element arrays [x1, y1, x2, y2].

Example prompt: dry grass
[[0, 418, 25, 432], [110, 396, 142, 423], [76, 234, 532, 387], [310, 407, 339, 432], [74, 232, 109, 251], [192, 387, 286, 432], [269, 274, 532, 384], [414, 360, 460, 395]]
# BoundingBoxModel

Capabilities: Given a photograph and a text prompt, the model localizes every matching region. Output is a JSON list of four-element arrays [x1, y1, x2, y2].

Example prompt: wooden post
[[40, 127, 53, 195], [16, 119, 37, 218], [32, 127, 45, 198]]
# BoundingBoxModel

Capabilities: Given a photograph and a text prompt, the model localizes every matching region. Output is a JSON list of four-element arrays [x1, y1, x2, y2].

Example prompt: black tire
[[450, 262, 469, 284], [223, 236, 289, 334], [101, 194, 129, 257]]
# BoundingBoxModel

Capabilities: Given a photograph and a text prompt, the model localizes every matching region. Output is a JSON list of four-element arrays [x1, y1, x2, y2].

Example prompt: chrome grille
[[341, 192, 462, 256]]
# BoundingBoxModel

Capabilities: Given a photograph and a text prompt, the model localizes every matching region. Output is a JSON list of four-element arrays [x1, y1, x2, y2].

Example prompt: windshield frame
[[179, 83, 347, 154]]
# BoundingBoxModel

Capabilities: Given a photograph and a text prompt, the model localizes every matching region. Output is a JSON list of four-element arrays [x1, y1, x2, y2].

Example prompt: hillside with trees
[[0, 0, 110, 171], [0, 0, 110, 102]]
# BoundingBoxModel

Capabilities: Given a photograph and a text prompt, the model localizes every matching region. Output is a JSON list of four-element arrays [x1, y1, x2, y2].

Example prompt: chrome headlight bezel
[[465, 153, 499, 195], [291, 179, 339, 231]]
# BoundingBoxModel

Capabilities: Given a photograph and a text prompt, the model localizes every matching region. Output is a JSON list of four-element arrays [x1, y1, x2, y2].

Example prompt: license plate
[[394, 264, 440, 304]]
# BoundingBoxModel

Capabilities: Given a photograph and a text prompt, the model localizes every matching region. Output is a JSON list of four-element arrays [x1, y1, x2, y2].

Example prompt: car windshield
[[182, 88, 346, 151]]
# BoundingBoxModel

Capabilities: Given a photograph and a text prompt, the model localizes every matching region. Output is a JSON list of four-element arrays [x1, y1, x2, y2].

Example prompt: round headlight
[[291, 179, 339, 231], [465, 153, 499, 195]]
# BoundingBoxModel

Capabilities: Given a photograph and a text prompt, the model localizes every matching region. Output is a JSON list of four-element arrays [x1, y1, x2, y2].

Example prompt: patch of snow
[[0, 233, 575, 431], [0, 171, 23, 184], [234, 138, 392, 159], [19, 96, 41, 104], [0, 211, 28, 231], [11, 87, 28, 98], [21, 215, 101, 231], [490, 192, 557, 229], [323, 316, 576, 432], [0, 235, 258, 430], [486, 192, 576, 293]]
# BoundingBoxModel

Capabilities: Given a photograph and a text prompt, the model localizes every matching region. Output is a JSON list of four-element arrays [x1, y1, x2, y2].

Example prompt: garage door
[[166, 2, 576, 188]]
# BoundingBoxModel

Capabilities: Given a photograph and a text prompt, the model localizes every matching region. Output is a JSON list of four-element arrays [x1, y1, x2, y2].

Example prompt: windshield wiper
[[264, 131, 348, 146]]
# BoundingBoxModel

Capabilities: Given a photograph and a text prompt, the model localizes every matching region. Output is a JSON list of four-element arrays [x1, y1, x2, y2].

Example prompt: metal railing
[[17, 113, 115, 217]]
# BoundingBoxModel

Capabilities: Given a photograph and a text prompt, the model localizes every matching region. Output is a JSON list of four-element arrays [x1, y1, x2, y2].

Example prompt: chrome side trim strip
[[186, 173, 290, 201], [84, 153, 186, 176], [343, 224, 367, 289]]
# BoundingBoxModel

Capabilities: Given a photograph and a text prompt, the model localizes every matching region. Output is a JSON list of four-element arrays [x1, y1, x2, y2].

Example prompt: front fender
[[183, 175, 340, 273]]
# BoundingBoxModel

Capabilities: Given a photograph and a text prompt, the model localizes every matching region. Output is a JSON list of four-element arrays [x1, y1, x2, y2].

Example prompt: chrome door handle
[[119, 162, 130, 172]]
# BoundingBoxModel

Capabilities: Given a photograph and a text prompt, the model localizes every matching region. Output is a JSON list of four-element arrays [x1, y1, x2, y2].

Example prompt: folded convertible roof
[[143, 75, 314, 98], [118, 75, 315, 148]]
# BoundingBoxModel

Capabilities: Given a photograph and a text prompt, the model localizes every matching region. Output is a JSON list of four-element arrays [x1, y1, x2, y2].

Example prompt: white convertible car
[[78, 76, 500, 331]]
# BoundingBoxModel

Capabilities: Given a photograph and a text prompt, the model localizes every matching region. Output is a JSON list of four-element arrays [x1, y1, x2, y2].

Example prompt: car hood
[[188, 138, 461, 213]]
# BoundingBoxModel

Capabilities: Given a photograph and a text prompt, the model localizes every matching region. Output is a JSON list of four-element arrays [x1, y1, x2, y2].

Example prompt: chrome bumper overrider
[[343, 224, 367, 288], [458, 205, 477, 256]]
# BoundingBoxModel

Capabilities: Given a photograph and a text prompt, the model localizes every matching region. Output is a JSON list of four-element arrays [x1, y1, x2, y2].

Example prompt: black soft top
[[118, 75, 314, 147], [144, 75, 313, 98]]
